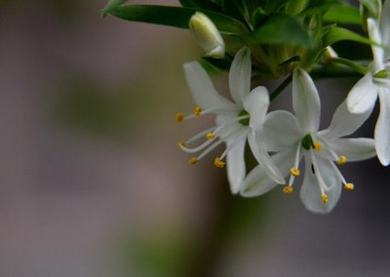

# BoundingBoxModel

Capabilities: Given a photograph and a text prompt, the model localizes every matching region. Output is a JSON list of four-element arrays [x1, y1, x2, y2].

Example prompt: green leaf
[[325, 26, 370, 46], [248, 14, 310, 46], [359, 0, 381, 18], [323, 4, 361, 25], [179, 0, 221, 11], [108, 5, 248, 35]]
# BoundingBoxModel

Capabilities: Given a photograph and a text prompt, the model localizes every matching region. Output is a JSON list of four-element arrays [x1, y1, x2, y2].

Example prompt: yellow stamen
[[282, 185, 294, 195], [321, 193, 329, 205], [290, 167, 300, 177], [188, 157, 198, 165], [214, 157, 225, 168], [313, 141, 322, 151], [176, 112, 185, 123], [193, 106, 202, 117], [177, 141, 186, 148], [337, 155, 347, 166], [344, 182, 354, 191], [206, 132, 215, 140]]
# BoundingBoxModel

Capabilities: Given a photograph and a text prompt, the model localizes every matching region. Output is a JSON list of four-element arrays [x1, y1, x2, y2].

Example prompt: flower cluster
[[103, 0, 390, 213]]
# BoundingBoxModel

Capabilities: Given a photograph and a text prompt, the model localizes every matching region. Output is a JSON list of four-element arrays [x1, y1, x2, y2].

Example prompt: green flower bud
[[189, 12, 225, 59]]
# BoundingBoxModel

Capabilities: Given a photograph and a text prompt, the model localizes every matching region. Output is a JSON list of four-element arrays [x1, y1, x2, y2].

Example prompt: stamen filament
[[287, 145, 302, 188]]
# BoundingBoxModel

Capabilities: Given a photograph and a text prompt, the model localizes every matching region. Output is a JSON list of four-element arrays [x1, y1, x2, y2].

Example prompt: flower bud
[[189, 12, 225, 59], [322, 46, 338, 64]]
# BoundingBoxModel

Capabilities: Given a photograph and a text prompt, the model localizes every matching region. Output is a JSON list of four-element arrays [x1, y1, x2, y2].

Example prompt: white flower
[[241, 68, 376, 214], [189, 12, 225, 58], [176, 47, 284, 194], [346, 0, 390, 165]]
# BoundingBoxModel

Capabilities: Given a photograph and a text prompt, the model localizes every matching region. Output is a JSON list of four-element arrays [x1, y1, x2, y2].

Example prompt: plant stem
[[329, 57, 368, 75], [270, 74, 293, 101]]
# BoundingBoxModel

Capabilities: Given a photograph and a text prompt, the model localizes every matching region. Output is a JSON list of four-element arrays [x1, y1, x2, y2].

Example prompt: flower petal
[[183, 61, 235, 110], [367, 18, 385, 72], [300, 155, 342, 214], [328, 138, 376, 161], [375, 88, 390, 165], [248, 132, 285, 184], [227, 135, 247, 194], [321, 101, 373, 139], [380, 0, 390, 49], [261, 110, 302, 152], [229, 47, 251, 104], [346, 73, 378, 114], [292, 68, 321, 132], [240, 150, 295, 197], [243, 86, 269, 130]]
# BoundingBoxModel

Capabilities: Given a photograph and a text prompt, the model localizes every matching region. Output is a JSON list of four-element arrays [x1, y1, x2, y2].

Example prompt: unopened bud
[[189, 12, 225, 59], [322, 46, 338, 63]]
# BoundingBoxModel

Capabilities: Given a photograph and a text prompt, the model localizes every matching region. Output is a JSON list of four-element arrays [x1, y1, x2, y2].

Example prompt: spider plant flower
[[189, 12, 225, 58], [241, 68, 376, 213], [346, 1, 390, 165], [176, 47, 284, 194]]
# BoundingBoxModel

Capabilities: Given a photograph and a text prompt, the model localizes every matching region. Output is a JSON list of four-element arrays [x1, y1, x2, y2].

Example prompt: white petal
[[375, 89, 390, 165], [261, 110, 302, 152], [300, 155, 342, 214], [368, 18, 385, 72], [248, 132, 285, 184], [240, 150, 295, 197], [328, 138, 377, 161], [346, 73, 378, 114], [184, 62, 235, 110], [227, 136, 247, 194], [243, 86, 269, 130], [380, 0, 390, 48], [229, 47, 251, 104], [321, 101, 373, 139], [292, 68, 321, 132]]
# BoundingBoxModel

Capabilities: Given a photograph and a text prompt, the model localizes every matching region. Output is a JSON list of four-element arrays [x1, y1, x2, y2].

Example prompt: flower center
[[238, 110, 250, 126], [301, 134, 314, 150], [374, 69, 388, 79]]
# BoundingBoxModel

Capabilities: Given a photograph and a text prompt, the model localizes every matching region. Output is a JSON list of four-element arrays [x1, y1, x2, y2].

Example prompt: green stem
[[329, 57, 368, 75], [270, 74, 293, 101]]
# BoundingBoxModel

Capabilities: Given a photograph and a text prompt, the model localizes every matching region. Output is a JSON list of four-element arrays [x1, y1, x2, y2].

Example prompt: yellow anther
[[206, 132, 216, 140], [290, 167, 300, 177], [214, 157, 225, 168], [344, 183, 354, 191], [177, 141, 186, 148], [321, 193, 329, 205], [176, 112, 185, 123], [193, 106, 202, 117], [188, 157, 198, 165], [282, 185, 294, 195], [337, 155, 348, 166], [313, 141, 322, 151]]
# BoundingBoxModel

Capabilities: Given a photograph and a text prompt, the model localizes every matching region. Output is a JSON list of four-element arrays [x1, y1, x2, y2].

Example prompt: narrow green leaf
[[248, 14, 310, 46], [323, 4, 361, 25], [179, 0, 221, 11], [325, 27, 370, 46], [108, 5, 248, 35]]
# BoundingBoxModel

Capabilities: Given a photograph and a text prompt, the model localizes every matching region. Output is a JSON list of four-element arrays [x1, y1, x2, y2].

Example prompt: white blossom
[[177, 47, 284, 194], [241, 68, 376, 213], [346, 0, 390, 165]]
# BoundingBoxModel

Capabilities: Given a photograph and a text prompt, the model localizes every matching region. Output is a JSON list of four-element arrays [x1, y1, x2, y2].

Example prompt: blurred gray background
[[0, 0, 389, 276]]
